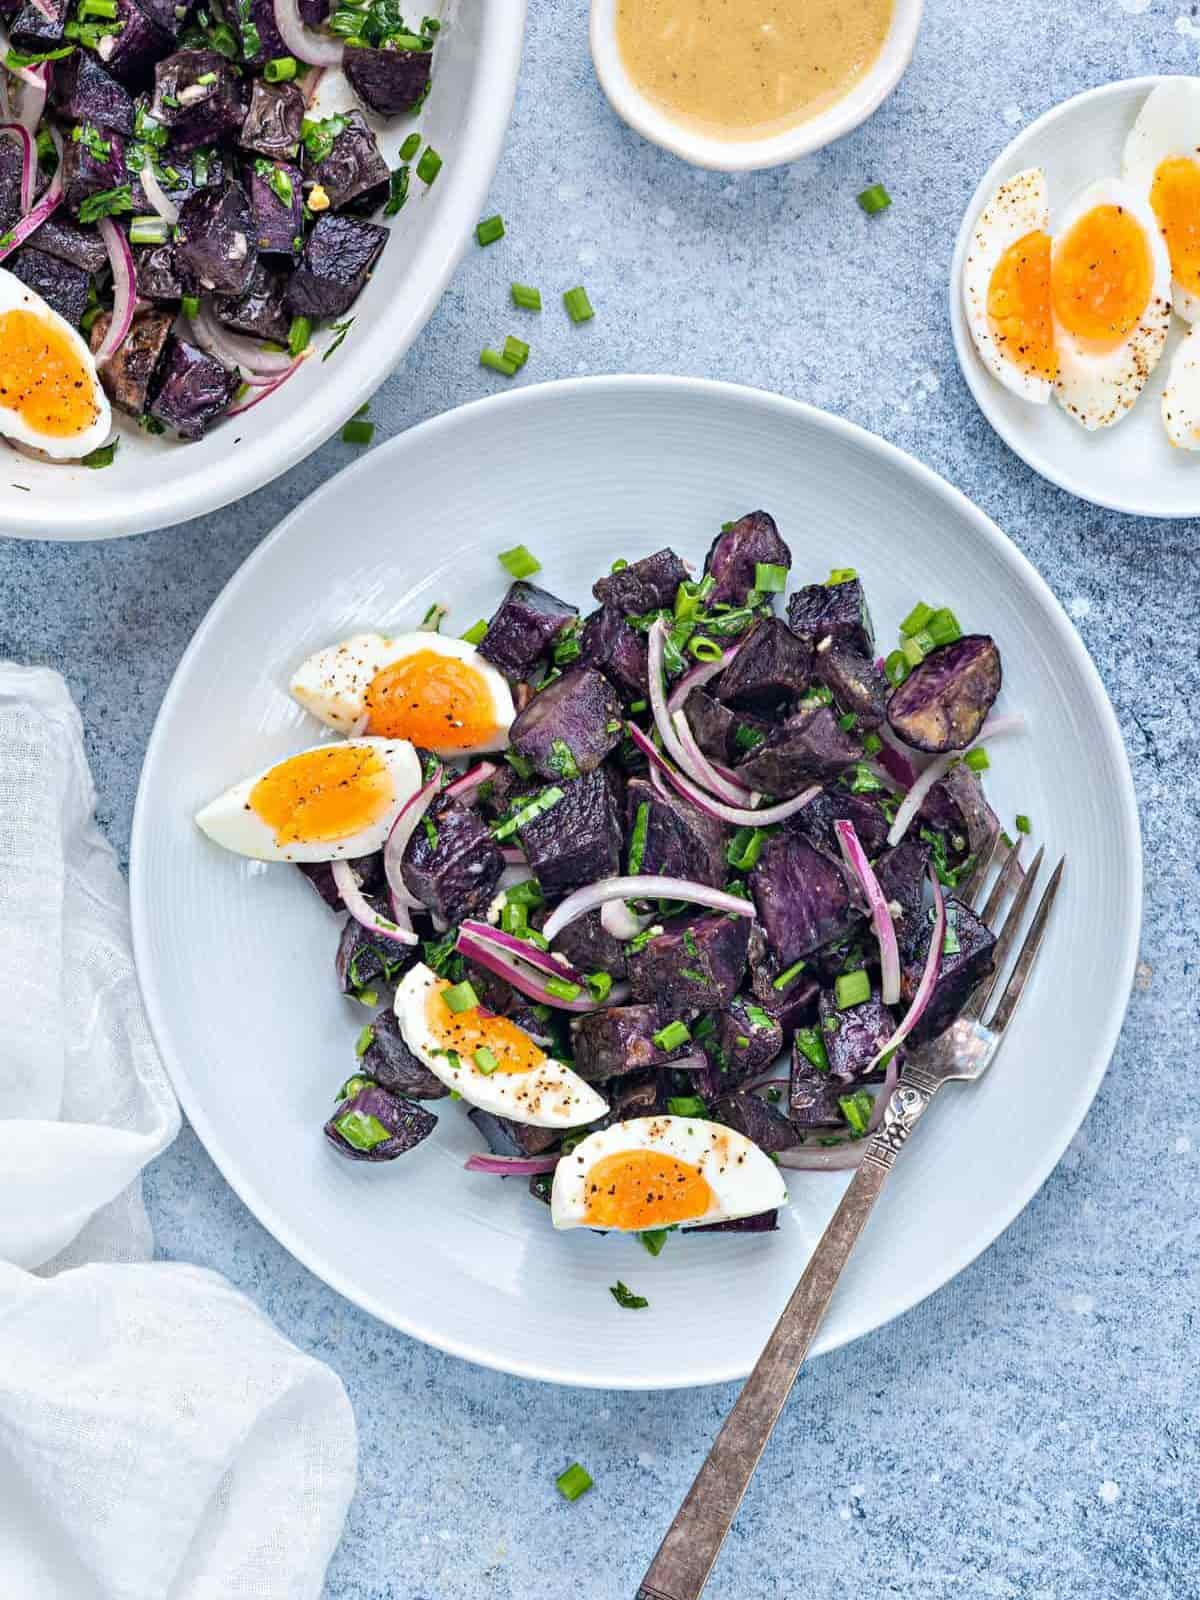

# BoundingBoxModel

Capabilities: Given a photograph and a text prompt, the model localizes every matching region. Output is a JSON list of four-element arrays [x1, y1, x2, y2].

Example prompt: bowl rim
[[130, 374, 1142, 1388], [0, 0, 527, 542], [949, 73, 1200, 519], [588, 0, 924, 172]]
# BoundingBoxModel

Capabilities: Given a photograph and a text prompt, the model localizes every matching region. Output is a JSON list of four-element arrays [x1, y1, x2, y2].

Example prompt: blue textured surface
[[2, 3, 1196, 1596]]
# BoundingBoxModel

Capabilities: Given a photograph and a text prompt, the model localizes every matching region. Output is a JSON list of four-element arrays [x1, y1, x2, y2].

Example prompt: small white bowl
[[590, 0, 923, 171]]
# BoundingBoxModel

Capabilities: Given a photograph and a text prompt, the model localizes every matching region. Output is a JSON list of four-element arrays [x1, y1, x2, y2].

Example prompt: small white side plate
[[950, 75, 1200, 519]]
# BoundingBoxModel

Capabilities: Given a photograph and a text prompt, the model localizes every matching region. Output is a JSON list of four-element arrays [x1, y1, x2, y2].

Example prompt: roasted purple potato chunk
[[570, 1004, 688, 1082], [295, 852, 385, 909], [245, 158, 304, 257], [401, 794, 504, 924], [29, 215, 109, 274], [9, 0, 67, 51], [11, 247, 88, 325], [344, 40, 432, 117], [626, 774, 728, 890], [285, 212, 386, 319], [715, 618, 811, 709], [91, 0, 173, 90], [736, 704, 862, 793], [358, 1009, 446, 1099], [691, 994, 783, 1099], [703, 510, 791, 606], [60, 130, 127, 216], [790, 788, 889, 862], [592, 547, 689, 614], [712, 1092, 797, 1154], [814, 639, 887, 728], [817, 983, 895, 1082], [334, 913, 417, 998], [468, 1107, 559, 1158], [687, 1210, 780, 1235], [517, 770, 622, 890], [90, 309, 173, 416], [789, 1035, 844, 1127], [887, 635, 1002, 754], [176, 179, 257, 295], [152, 49, 242, 153], [901, 896, 996, 1043], [920, 760, 1000, 876], [684, 687, 768, 767], [324, 1083, 436, 1162], [549, 908, 627, 980], [147, 337, 240, 438], [508, 666, 623, 780], [787, 576, 873, 656], [626, 911, 751, 1012], [240, 79, 306, 160], [478, 580, 578, 679], [750, 834, 865, 968], [50, 52, 134, 135], [214, 261, 290, 341], [578, 607, 648, 699], [135, 243, 192, 302], [873, 840, 931, 965], [303, 110, 389, 210]]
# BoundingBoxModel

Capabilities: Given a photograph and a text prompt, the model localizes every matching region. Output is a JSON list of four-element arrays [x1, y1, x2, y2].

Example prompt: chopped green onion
[[354, 1025, 374, 1057], [667, 1095, 707, 1118], [442, 980, 480, 1014], [128, 214, 169, 245], [652, 1019, 691, 1053], [585, 971, 613, 1003], [287, 315, 311, 357], [926, 606, 962, 647], [181, 293, 200, 322], [795, 1025, 830, 1073], [884, 649, 910, 686], [899, 601, 933, 636], [610, 557, 628, 572], [608, 1280, 649, 1311], [845, 762, 885, 795], [79, 0, 118, 17], [629, 698, 647, 714], [835, 969, 871, 1009], [754, 562, 788, 593], [81, 440, 118, 469], [354, 987, 378, 1008], [857, 183, 891, 215], [264, 55, 297, 81], [563, 285, 594, 323], [416, 145, 441, 184], [627, 800, 650, 876], [341, 417, 374, 446], [503, 334, 529, 369], [399, 132, 421, 161], [838, 711, 857, 732], [839, 1090, 874, 1135], [384, 165, 410, 216], [333, 1109, 391, 1151], [964, 746, 989, 772], [639, 1228, 670, 1257], [726, 826, 766, 872], [194, 70, 217, 85], [1016, 813, 1032, 834], [827, 567, 858, 584], [474, 1045, 499, 1075], [499, 543, 541, 578], [734, 722, 764, 754], [863, 732, 882, 756], [689, 634, 722, 661], [772, 958, 807, 990], [461, 619, 488, 645], [556, 1462, 595, 1499], [545, 975, 581, 1001], [336, 1073, 372, 1100], [511, 281, 541, 310], [475, 212, 505, 246], [491, 784, 563, 840], [901, 634, 926, 668], [480, 346, 517, 376]]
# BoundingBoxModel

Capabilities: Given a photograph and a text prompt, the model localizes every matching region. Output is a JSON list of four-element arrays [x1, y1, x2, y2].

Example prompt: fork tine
[[961, 845, 1044, 1021], [979, 835, 1024, 928], [986, 856, 1066, 1033], [961, 829, 1002, 911]]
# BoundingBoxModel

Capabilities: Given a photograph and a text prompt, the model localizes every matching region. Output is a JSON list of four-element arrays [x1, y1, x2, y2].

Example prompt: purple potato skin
[[900, 896, 996, 1043], [358, 1010, 446, 1099], [175, 179, 258, 296], [9, 0, 67, 51], [745, 933, 821, 1042], [570, 1004, 689, 1082], [710, 1091, 797, 1154], [873, 840, 931, 966], [284, 212, 387, 319], [478, 580, 578, 679], [788, 788, 890, 862], [401, 794, 505, 925], [549, 908, 627, 980], [324, 1083, 437, 1162], [240, 80, 306, 160], [749, 833, 865, 968], [151, 49, 243, 153], [245, 159, 304, 258], [934, 761, 1001, 866], [92, 0, 174, 90], [703, 510, 791, 606], [578, 607, 648, 700], [334, 911, 418, 997], [814, 638, 888, 728], [147, 337, 239, 438], [690, 993, 784, 1100], [60, 131, 127, 218], [89, 309, 174, 416], [343, 41, 432, 117], [592, 547, 689, 615], [787, 576, 874, 656], [50, 52, 135, 135], [135, 243, 194, 303], [686, 1211, 780, 1235], [467, 1107, 559, 1158], [817, 983, 896, 1082], [10, 248, 89, 325], [626, 911, 751, 1013], [789, 1036, 844, 1127], [683, 687, 769, 767], [625, 774, 729, 890], [303, 110, 389, 210], [507, 666, 623, 780], [715, 618, 811, 709], [886, 635, 1002, 754], [29, 215, 109, 275], [518, 769, 623, 891], [214, 262, 291, 341], [735, 704, 863, 793]]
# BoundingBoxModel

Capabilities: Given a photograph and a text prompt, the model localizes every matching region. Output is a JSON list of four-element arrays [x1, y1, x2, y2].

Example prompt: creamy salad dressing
[[615, 0, 894, 141]]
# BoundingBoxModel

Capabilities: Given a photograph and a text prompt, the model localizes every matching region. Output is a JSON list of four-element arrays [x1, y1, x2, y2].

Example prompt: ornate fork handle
[[636, 1067, 941, 1600]]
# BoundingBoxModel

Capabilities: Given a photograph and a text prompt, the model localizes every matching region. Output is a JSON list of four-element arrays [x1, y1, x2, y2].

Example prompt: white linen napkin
[[0, 665, 357, 1600]]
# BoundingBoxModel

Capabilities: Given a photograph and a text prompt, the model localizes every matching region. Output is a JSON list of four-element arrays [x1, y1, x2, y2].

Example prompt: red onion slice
[[191, 297, 296, 379], [95, 217, 135, 363], [867, 865, 945, 1070], [445, 760, 497, 801], [383, 769, 442, 913], [464, 1152, 560, 1176], [600, 898, 648, 940], [225, 359, 304, 416], [15, 63, 46, 135], [0, 179, 59, 262], [665, 636, 746, 714], [885, 712, 1026, 848], [627, 721, 821, 828], [834, 818, 900, 1005], [273, 0, 346, 65], [457, 919, 586, 984], [0, 123, 35, 213], [541, 874, 756, 941], [137, 159, 179, 226], [456, 927, 628, 1013], [648, 617, 750, 804], [671, 706, 754, 805], [331, 858, 416, 947]]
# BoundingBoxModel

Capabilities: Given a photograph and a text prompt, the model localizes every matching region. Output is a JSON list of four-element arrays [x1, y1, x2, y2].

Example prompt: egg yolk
[[425, 978, 545, 1074], [364, 652, 498, 749], [1051, 204, 1153, 348], [582, 1149, 715, 1230], [1150, 156, 1200, 295], [986, 229, 1057, 382], [249, 745, 393, 845], [0, 307, 99, 439]]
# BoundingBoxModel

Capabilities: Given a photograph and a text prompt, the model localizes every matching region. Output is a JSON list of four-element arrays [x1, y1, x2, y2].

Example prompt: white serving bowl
[[0, 0, 525, 542], [589, 0, 922, 171]]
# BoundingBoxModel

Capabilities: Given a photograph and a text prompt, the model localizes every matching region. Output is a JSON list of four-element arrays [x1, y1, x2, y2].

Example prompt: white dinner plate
[[950, 76, 1200, 519], [130, 376, 1141, 1389]]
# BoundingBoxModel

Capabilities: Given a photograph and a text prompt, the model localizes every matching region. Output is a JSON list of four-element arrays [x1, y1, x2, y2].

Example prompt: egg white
[[0, 266, 111, 459], [1051, 178, 1172, 431], [1161, 318, 1200, 449], [195, 737, 422, 862], [394, 964, 608, 1128], [962, 166, 1053, 405], [290, 631, 515, 757], [1122, 77, 1200, 323], [550, 1115, 788, 1232]]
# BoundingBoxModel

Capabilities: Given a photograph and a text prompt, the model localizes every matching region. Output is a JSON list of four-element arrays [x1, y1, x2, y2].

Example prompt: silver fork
[[635, 838, 1066, 1600]]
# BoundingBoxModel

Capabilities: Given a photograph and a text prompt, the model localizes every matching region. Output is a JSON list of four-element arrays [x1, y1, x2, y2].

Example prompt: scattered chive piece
[[772, 958, 807, 990], [491, 783, 563, 840], [884, 648, 910, 686], [333, 1109, 391, 1151], [503, 334, 529, 369], [336, 1073, 372, 1100], [384, 165, 410, 216], [609, 1280, 649, 1311], [639, 1228, 670, 1257], [627, 800, 650, 875], [287, 314, 311, 357], [835, 969, 871, 1009], [827, 566, 858, 585], [726, 825, 766, 872], [511, 281, 541, 310], [585, 971, 613, 1003], [857, 183, 891, 215], [556, 1463, 595, 1500], [80, 440, 118, 468], [795, 1025, 830, 1073], [629, 698, 647, 713], [1016, 813, 1032, 834], [563, 285, 594, 323], [128, 215, 169, 245], [901, 634, 926, 668], [964, 746, 989, 772], [611, 557, 628, 571], [689, 634, 722, 662], [475, 212, 505, 246], [355, 987, 378, 1008], [925, 606, 961, 647], [545, 975, 581, 1001], [416, 145, 442, 184], [341, 417, 374, 446], [667, 1095, 707, 1118], [474, 1045, 498, 1075], [442, 980, 479, 1014], [354, 1025, 374, 1058], [480, 346, 517, 376], [264, 55, 297, 82], [652, 1018, 691, 1052], [399, 132, 421, 161], [499, 543, 541, 578], [754, 562, 788, 593], [461, 619, 488, 644], [839, 1090, 874, 1136], [863, 732, 883, 755], [899, 600, 933, 636], [838, 711, 857, 732]]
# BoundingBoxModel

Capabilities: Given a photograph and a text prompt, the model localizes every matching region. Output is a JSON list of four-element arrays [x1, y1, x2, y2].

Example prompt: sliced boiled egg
[[550, 1115, 787, 1233], [1122, 78, 1200, 323], [1050, 178, 1171, 430], [195, 737, 421, 862], [963, 167, 1056, 403], [0, 266, 111, 459], [290, 632, 515, 758], [394, 964, 607, 1128], [1161, 319, 1200, 448]]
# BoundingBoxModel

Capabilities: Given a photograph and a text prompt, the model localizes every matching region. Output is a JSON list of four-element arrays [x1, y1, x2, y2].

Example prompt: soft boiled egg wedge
[[1123, 77, 1200, 324], [0, 266, 111, 459], [290, 632, 516, 758], [550, 1115, 788, 1233], [963, 166, 1056, 404], [394, 964, 607, 1128], [195, 737, 422, 862], [1160, 318, 1200, 449]]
